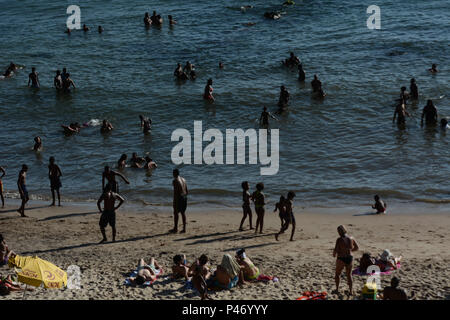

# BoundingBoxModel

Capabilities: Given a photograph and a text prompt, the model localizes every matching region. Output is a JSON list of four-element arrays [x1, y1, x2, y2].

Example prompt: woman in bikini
[[235, 249, 259, 281]]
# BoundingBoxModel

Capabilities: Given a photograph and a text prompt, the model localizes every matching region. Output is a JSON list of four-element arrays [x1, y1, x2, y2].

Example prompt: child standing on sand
[[251, 183, 265, 234], [372, 195, 387, 214], [239, 181, 253, 231]]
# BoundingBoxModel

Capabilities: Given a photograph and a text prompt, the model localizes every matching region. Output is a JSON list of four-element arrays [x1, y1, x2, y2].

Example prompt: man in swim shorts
[[17, 164, 29, 217], [170, 168, 188, 233], [333, 225, 359, 295], [48, 157, 62, 206], [27, 67, 40, 88], [97, 185, 124, 243]]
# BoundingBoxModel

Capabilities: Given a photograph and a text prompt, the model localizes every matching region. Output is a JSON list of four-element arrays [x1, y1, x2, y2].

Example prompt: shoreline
[[1, 201, 449, 300]]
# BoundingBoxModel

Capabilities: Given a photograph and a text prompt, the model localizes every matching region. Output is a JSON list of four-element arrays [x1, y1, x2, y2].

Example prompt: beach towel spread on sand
[[352, 263, 401, 276], [252, 274, 279, 282], [296, 291, 327, 300], [124, 268, 163, 287]]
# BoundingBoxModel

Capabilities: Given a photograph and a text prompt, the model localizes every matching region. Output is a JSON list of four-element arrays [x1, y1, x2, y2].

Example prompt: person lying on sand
[[383, 276, 408, 300], [372, 195, 387, 214], [213, 254, 245, 289], [0, 275, 34, 296], [358, 252, 376, 274], [0, 234, 16, 266], [332, 225, 359, 295], [172, 254, 190, 280], [236, 249, 259, 281], [376, 249, 402, 272], [129, 258, 162, 285]]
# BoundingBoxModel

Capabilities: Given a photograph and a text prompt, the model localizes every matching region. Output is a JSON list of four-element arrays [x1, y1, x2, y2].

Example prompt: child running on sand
[[251, 183, 265, 234], [372, 195, 387, 214], [239, 181, 253, 231]]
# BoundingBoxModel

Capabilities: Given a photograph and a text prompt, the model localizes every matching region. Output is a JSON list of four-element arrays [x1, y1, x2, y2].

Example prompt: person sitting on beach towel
[[376, 250, 402, 272], [213, 254, 244, 289], [235, 249, 259, 281], [172, 254, 190, 280], [128, 258, 162, 286], [359, 252, 376, 274]]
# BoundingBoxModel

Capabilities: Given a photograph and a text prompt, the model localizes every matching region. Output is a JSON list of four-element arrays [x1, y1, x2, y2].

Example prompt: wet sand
[[1, 202, 449, 300]]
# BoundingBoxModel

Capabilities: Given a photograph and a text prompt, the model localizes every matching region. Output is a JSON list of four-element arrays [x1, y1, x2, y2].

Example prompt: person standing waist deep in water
[[170, 168, 188, 234]]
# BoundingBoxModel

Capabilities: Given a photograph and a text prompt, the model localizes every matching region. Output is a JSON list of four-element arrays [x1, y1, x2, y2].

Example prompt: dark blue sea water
[[0, 0, 449, 209]]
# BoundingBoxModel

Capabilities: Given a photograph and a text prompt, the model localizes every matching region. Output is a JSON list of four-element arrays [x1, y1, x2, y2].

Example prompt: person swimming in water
[[259, 106, 277, 127], [264, 11, 281, 19], [62, 73, 76, 93], [393, 102, 410, 127], [429, 64, 438, 74], [54, 70, 63, 91], [130, 153, 145, 168], [144, 12, 152, 27], [82, 24, 90, 32], [33, 136, 42, 152], [117, 154, 127, 170], [144, 156, 157, 170], [410, 78, 418, 100], [421, 100, 438, 127], [298, 64, 306, 82], [283, 52, 300, 67], [28, 67, 40, 88], [101, 119, 114, 133], [239, 181, 253, 231], [203, 79, 214, 101], [3, 62, 17, 78], [168, 15, 176, 25], [278, 86, 290, 108]]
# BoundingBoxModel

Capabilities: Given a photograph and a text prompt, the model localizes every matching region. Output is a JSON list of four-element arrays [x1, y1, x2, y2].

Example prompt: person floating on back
[[372, 195, 387, 214]]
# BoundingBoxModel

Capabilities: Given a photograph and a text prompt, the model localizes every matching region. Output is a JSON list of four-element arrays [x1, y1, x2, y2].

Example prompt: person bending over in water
[[33, 136, 42, 152], [429, 64, 438, 74], [239, 181, 253, 231], [421, 99, 438, 127], [101, 119, 113, 133], [393, 102, 410, 126], [102, 165, 130, 193], [172, 254, 189, 280], [97, 184, 124, 243], [28, 67, 40, 88], [372, 195, 386, 214], [168, 15, 176, 25], [203, 79, 214, 101], [275, 191, 296, 241], [383, 277, 408, 300], [144, 12, 152, 27], [17, 164, 29, 217], [236, 249, 260, 281], [117, 154, 127, 170], [251, 182, 265, 234], [54, 70, 63, 91], [333, 225, 359, 295], [410, 78, 418, 100], [48, 156, 62, 206], [144, 156, 157, 170], [278, 85, 290, 108], [260, 106, 277, 128], [298, 64, 306, 82], [171, 168, 188, 233], [0, 166, 5, 208], [129, 257, 162, 285]]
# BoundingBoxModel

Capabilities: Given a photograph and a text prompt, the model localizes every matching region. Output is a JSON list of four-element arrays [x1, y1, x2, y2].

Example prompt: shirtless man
[[183, 61, 194, 74], [144, 156, 157, 170], [239, 181, 253, 231], [170, 169, 188, 233], [61, 68, 69, 82], [54, 70, 63, 90], [410, 78, 418, 100], [139, 115, 152, 133], [333, 225, 359, 295], [0, 166, 5, 207], [372, 195, 386, 214], [260, 106, 277, 128], [251, 182, 265, 234], [63, 73, 76, 93], [48, 157, 62, 206], [275, 191, 296, 241], [429, 64, 438, 74], [174, 63, 183, 78], [27, 67, 40, 88], [97, 185, 124, 243], [393, 102, 410, 126], [283, 52, 300, 67], [311, 75, 322, 93], [399, 86, 409, 103], [236, 249, 260, 281], [298, 64, 306, 82], [277, 86, 290, 108], [82, 24, 90, 32], [102, 166, 130, 193], [33, 136, 42, 152], [383, 277, 408, 300], [421, 99, 438, 127], [17, 165, 29, 217]]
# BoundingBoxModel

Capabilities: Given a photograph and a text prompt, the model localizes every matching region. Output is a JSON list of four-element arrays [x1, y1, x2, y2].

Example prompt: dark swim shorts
[[99, 210, 116, 228], [174, 195, 187, 213], [50, 177, 62, 190]]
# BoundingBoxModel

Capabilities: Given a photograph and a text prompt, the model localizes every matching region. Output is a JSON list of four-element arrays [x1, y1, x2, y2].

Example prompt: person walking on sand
[[170, 168, 188, 233], [0, 166, 5, 208], [17, 165, 29, 217], [48, 157, 62, 206], [239, 181, 253, 231], [97, 185, 124, 243], [332, 225, 359, 295], [275, 191, 296, 241], [251, 183, 265, 234]]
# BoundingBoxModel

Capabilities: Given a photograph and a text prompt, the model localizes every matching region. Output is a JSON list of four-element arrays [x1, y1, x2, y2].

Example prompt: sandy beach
[[1, 201, 449, 300]]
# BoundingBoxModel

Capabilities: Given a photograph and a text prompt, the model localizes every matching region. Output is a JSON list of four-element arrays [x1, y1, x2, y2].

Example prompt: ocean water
[[0, 0, 449, 209]]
